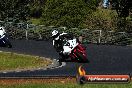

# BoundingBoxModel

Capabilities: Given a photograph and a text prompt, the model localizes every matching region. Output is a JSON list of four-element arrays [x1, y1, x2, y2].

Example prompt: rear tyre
[[7, 43, 12, 48], [2, 37, 12, 48]]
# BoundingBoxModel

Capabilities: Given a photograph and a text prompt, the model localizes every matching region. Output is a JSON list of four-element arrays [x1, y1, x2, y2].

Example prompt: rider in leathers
[[0, 27, 6, 37], [52, 30, 73, 61]]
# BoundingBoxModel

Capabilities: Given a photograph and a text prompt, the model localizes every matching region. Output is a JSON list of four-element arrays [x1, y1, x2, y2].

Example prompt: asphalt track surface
[[0, 40, 132, 77]]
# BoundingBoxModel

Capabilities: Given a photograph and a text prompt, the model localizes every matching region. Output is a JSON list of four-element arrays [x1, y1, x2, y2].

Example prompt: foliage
[[6, 26, 53, 40], [6, 27, 26, 39], [29, 18, 41, 25], [0, 0, 29, 22], [83, 8, 118, 31], [29, 0, 47, 18], [26, 27, 52, 40], [111, 0, 132, 18], [41, 0, 97, 28], [0, 0, 131, 45]]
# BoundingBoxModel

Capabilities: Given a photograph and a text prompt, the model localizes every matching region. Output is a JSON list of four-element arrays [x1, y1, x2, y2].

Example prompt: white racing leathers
[[52, 32, 76, 54], [0, 27, 6, 39]]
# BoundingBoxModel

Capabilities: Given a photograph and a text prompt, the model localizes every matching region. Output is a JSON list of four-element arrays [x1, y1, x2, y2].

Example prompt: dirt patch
[[0, 78, 76, 85], [0, 77, 131, 85]]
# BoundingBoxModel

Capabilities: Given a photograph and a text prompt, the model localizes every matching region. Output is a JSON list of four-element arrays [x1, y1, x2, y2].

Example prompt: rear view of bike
[[62, 37, 88, 63], [0, 27, 12, 48], [1, 36, 12, 48], [52, 30, 88, 63], [70, 43, 88, 62], [0, 35, 12, 48]]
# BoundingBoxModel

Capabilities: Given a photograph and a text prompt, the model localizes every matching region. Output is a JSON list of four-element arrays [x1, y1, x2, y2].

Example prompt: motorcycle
[[63, 38, 87, 62], [54, 34, 88, 62], [0, 27, 12, 48]]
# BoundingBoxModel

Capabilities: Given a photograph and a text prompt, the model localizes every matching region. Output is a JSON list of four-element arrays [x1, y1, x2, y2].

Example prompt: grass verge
[[0, 78, 131, 88], [0, 51, 52, 71], [29, 18, 41, 25]]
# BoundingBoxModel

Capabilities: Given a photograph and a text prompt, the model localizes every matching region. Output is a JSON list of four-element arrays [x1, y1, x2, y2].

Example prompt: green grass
[[29, 18, 41, 25], [0, 52, 52, 71], [0, 82, 132, 88]]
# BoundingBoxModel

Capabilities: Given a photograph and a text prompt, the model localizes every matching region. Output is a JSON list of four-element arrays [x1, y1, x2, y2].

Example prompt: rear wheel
[[7, 43, 12, 48], [2, 37, 12, 48]]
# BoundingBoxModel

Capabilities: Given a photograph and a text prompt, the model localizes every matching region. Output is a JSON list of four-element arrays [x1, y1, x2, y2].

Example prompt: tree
[[41, 0, 97, 28], [111, 0, 132, 32], [111, 0, 132, 18], [29, 0, 47, 18], [0, 0, 29, 22]]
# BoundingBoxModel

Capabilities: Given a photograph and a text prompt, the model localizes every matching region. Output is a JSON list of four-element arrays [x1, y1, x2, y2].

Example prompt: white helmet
[[52, 30, 59, 37]]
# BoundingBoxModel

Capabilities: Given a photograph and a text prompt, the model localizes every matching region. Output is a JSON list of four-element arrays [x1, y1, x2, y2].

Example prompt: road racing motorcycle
[[53, 32, 88, 62], [63, 38, 87, 62], [0, 27, 12, 48]]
